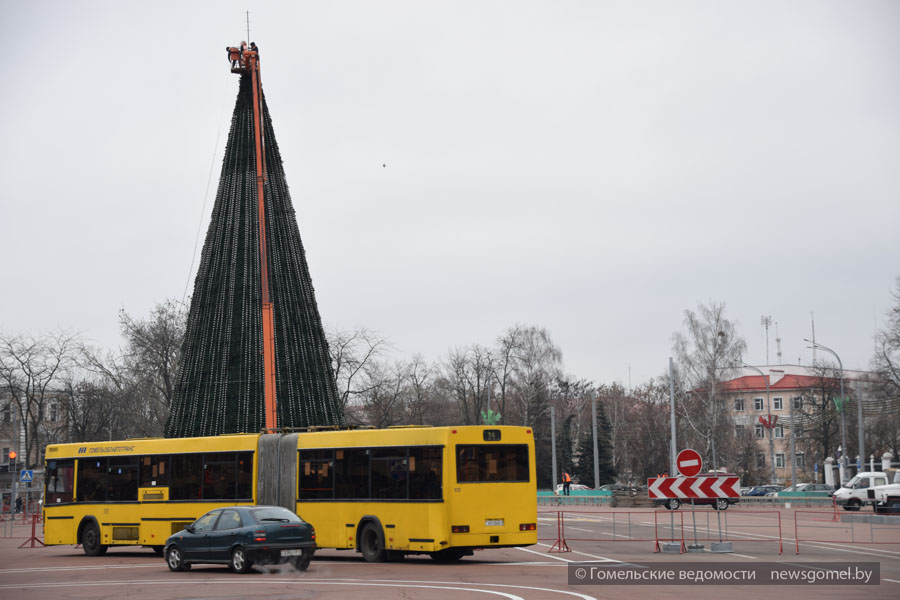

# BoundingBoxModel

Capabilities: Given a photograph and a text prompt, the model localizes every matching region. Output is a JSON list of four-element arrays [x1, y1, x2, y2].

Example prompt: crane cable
[[181, 75, 234, 308]]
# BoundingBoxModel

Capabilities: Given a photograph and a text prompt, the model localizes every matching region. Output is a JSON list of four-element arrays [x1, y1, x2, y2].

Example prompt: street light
[[743, 364, 778, 485], [803, 339, 855, 482]]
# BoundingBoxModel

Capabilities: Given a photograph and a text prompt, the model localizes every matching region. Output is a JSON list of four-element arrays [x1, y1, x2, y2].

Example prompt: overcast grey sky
[[1, 1, 898, 386]]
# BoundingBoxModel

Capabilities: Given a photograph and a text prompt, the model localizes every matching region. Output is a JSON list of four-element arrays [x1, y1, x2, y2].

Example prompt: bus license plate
[[281, 549, 303, 556], [485, 519, 504, 527]]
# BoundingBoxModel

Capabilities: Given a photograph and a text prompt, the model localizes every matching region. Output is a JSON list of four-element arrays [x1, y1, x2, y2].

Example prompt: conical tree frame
[[166, 73, 344, 437]]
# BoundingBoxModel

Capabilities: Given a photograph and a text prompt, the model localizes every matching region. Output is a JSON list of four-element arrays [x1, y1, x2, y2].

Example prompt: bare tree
[[118, 300, 185, 426], [0, 330, 78, 467], [672, 301, 746, 471], [439, 345, 493, 425], [328, 327, 389, 411], [873, 277, 900, 397], [504, 325, 563, 426]]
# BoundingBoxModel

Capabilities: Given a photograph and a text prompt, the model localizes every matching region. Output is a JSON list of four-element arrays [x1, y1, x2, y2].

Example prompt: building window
[[776, 453, 785, 468], [735, 424, 745, 437], [774, 424, 784, 439], [49, 400, 59, 423], [2, 447, 8, 463], [734, 398, 744, 412], [754, 398, 764, 411], [773, 397, 783, 410], [795, 453, 805, 468], [755, 424, 764, 438], [792, 396, 803, 411], [2, 404, 9, 425], [757, 453, 766, 468]]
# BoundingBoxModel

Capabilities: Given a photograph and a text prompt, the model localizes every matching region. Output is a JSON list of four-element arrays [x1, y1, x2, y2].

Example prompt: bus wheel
[[430, 548, 465, 563], [152, 545, 164, 556], [82, 522, 108, 556], [230, 546, 254, 574], [359, 523, 387, 563]]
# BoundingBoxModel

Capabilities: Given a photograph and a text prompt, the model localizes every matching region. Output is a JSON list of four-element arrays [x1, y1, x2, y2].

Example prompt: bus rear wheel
[[359, 523, 387, 563], [82, 522, 108, 556]]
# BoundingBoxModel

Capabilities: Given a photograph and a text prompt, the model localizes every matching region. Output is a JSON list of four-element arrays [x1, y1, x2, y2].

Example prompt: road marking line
[[0, 577, 601, 600], [516, 545, 574, 562]]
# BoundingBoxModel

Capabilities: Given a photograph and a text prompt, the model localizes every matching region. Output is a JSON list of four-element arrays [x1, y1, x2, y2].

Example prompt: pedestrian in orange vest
[[563, 472, 572, 496]]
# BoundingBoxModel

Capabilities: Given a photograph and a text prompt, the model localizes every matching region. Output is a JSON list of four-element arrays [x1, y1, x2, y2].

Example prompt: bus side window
[[108, 457, 139, 501], [140, 455, 170, 488], [410, 447, 442, 500], [170, 454, 202, 500], [77, 458, 108, 502], [334, 448, 369, 499]]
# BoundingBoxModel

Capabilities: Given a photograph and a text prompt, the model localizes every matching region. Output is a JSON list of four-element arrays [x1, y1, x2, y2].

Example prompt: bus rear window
[[456, 444, 529, 483]]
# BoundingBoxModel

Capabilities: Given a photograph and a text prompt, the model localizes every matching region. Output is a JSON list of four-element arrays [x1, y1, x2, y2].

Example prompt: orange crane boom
[[230, 45, 277, 432]]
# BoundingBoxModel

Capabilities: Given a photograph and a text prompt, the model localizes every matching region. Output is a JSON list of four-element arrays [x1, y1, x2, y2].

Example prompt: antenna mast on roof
[[246, 11, 250, 42], [761, 315, 772, 365], [810, 311, 817, 363]]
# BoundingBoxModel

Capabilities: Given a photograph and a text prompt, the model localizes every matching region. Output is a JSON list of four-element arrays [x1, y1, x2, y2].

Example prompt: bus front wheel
[[82, 522, 108, 556], [359, 523, 387, 563]]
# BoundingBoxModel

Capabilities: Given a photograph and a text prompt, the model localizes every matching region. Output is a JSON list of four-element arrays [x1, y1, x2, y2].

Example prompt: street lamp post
[[744, 364, 778, 485], [804, 339, 855, 482]]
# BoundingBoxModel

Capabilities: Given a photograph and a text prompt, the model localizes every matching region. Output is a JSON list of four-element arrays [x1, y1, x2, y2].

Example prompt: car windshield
[[842, 477, 859, 489], [251, 507, 302, 523]]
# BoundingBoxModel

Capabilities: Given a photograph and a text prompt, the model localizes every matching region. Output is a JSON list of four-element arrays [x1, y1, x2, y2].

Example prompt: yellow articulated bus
[[43, 425, 537, 562]]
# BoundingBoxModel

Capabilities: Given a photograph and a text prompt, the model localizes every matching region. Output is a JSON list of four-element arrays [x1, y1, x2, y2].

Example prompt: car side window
[[856, 478, 869, 489], [193, 512, 219, 532], [213, 509, 242, 530]]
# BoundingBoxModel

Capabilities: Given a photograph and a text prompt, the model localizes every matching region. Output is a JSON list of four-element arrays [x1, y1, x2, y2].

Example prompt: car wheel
[[292, 547, 313, 571], [166, 546, 190, 572], [889, 500, 900, 514], [847, 499, 861, 512], [230, 546, 253, 574], [359, 523, 386, 563], [430, 548, 466, 563], [82, 522, 108, 556], [667, 498, 681, 510], [715, 499, 729, 511]]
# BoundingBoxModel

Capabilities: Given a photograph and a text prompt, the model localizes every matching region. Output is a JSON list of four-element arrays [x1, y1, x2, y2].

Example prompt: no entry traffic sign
[[676, 448, 702, 477]]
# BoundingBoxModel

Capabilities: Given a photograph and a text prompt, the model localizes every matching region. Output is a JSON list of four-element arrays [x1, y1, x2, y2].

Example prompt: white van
[[833, 471, 890, 511], [868, 471, 900, 513]]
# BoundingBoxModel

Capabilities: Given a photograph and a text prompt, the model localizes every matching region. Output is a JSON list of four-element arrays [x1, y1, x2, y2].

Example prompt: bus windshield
[[456, 444, 529, 482]]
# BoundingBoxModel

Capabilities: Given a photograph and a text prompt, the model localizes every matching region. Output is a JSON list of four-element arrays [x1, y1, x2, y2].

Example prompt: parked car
[[598, 483, 630, 492], [554, 483, 591, 495], [774, 483, 833, 497], [745, 485, 782, 496], [652, 473, 740, 511], [164, 506, 316, 573]]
